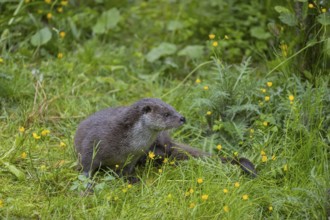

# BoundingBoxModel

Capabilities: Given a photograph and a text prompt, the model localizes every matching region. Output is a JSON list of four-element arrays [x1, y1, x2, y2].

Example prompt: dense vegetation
[[0, 0, 329, 219]]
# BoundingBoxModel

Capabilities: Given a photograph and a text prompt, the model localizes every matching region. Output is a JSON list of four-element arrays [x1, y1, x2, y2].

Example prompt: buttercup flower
[[216, 144, 222, 151], [267, 82, 273, 87], [44, 0, 51, 4], [57, 53, 64, 59], [201, 194, 209, 201], [0, 199, 3, 208], [148, 151, 155, 159], [60, 141, 66, 148], [46, 13, 52, 20], [59, 31, 66, 39], [308, 3, 314, 8], [21, 152, 27, 159], [197, 178, 203, 184], [242, 194, 249, 200], [19, 126, 25, 133], [268, 205, 273, 212], [203, 86, 209, 90], [206, 111, 212, 116], [212, 41, 218, 47], [41, 129, 50, 136], [163, 158, 168, 163], [32, 132, 41, 140], [57, 7, 63, 13], [127, 184, 132, 189], [262, 155, 268, 162], [272, 155, 276, 161], [261, 88, 266, 93], [189, 202, 196, 208], [223, 205, 229, 212], [289, 95, 294, 101], [283, 164, 288, 172], [321, 8, 327, 13], [263, 121, 268, 127], [209, 34, 215, 39], [224, 35, 229, 40], [234, 182, 240, 188], [223, 188, 229, 194], [0, 57, 3, 64], [265, 96, 270, 102], [195, 78, 201, 84]]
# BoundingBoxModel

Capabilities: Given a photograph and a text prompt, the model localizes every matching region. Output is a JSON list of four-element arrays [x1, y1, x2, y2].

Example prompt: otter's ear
[[142, 105, 152, 114]]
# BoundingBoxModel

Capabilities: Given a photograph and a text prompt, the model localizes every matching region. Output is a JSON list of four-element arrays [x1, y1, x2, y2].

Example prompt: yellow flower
[[25, 0, 30, 3], [261, 155, 268, 163], [61, 0, 68, 6], [250, 128, 254, 134], [57, 7, 63, 13], [308, 3, 314, 8], [189, 202, 196, 208], [163, 158, 168, 163], [242, 194, 249, 200], [216, 144, 222, 151], [19, 126, 25, 133], [206, 111, 212, 116], [197, 178, 203, 184], [261, 88, 266, 93], [268, 205, 273, 212], [267, 82, 273, 87], [46, 13, 52, 20], [57, 53, 64, 59], [195, 78, 201, 84], [32, 132, 41, 140], [41, 129, 50, 136], [0, 57, 3, 64], [0, 199, 3, 208], [21, 152, 27, 159], [234, 182, 240, 188], [59, 31, 66, 39], [115, 164, 119, 169], [60, 141, 66, 148], [223, 188, 229, 194], [272, 155, 276, 161], [224, 35, 229, 40], [44, 0, 51, 4], [167, 194, 172, 199], [212, 41, 218, 47], [201, 194, 209, 201], [148, 151, 155, 159], [223, 205, 229, 213], [321, 8, 327, 13], [127, 184, 132, 189], [189, 188, 194, 194], [260, 150, 266, 156], [233, 151, 238, 157], [122, 188, 128, 193], [158, 169, 163, 173], [209, 34, 215, 39], [265, 96, 270, 102], [203, 85, 209, 90], [283, 164, 288, 172], [263, 121, 268, 127], [289, 95, 294, 101]]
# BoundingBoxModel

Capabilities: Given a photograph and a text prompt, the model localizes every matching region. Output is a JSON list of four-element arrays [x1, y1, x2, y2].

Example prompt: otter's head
[[135, 98, 186, 131]]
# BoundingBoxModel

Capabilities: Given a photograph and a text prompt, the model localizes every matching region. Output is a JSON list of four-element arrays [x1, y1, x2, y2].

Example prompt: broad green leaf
[[279, 13, 298, 26], [317, 14, 330, 26], [167, 20, 184, 31], [250, 27, 271, 40], [178, 45, 204, 59], [2, 161, 25, 180], [30, 27, 52, 46], [146, 42, 177, 62], [274, 6, 290, 14], [92, 8, 121, 34]]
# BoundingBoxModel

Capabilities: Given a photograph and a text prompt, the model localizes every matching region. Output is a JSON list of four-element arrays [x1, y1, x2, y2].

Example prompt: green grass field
[[1, 1, 329, 219]]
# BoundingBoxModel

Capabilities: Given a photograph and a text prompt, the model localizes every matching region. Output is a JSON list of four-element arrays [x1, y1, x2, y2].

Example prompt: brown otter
[[74, 98, 186, 179], [141, 131, 257, 177]]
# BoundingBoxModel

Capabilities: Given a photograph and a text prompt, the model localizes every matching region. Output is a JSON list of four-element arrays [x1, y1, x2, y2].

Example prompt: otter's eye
[[164, 113, 171, 117]]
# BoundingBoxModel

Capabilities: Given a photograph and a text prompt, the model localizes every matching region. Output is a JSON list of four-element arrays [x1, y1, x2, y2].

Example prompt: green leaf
[[92, 8, 121, 34], [279, 13, 298, 26], [317, 14, 330, 26], [250, 27, 271, 40], [2, 161, 25, 180], [146, 42, 177, 62], [274, 6, 290, 14], [167, 20, 184, 31], [30, 27, 52, 46], [178, 45, 204, 59]]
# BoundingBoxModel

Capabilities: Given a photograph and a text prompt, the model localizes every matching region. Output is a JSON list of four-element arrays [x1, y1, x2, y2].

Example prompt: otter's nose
[[180, 116, 186, 123]]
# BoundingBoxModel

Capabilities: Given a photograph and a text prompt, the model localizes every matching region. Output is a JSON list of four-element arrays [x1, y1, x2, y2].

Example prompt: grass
[[1, 41, 329, 219]]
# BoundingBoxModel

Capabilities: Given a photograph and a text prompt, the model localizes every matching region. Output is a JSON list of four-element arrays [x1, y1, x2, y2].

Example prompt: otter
[[74, 98, 186, 179], [141, 131, 257, 177], [74, 98, 257, 182]]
